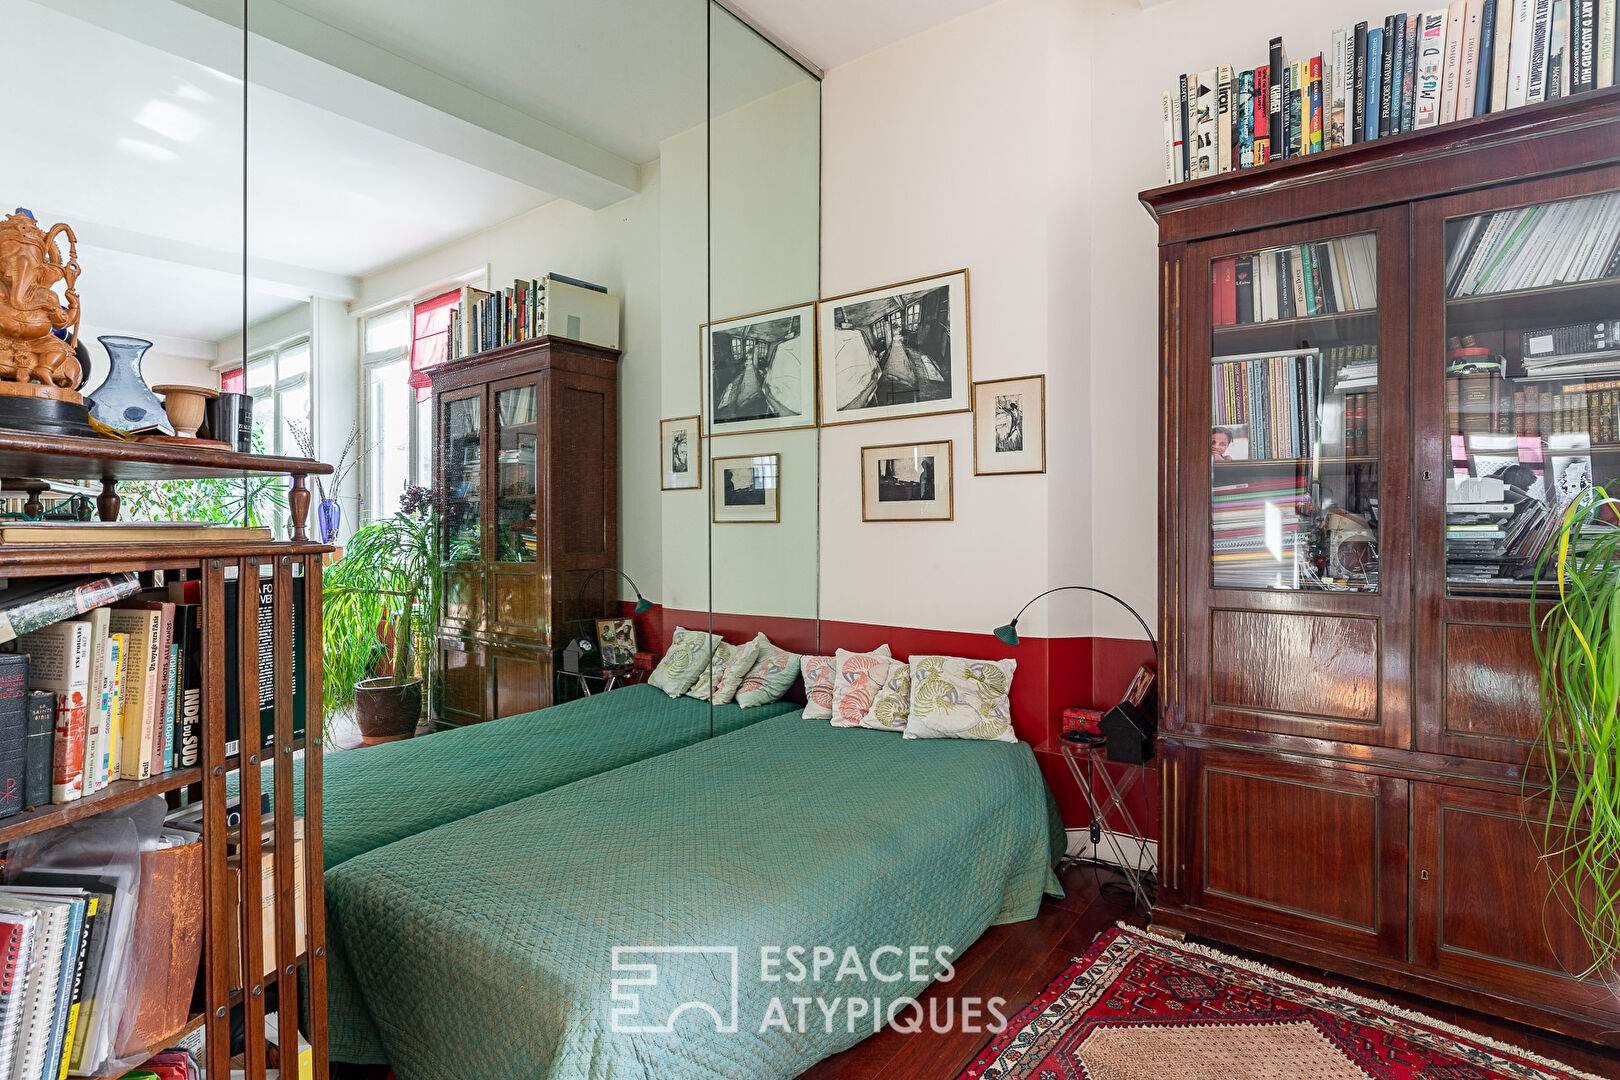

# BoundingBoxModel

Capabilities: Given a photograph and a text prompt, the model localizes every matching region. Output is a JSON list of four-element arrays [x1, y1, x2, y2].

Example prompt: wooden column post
[[289, 473, 310, 541], [97, 478, 120, 522]]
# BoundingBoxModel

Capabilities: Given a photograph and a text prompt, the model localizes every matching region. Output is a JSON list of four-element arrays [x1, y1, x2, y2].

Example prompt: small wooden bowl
[[152, 384, 219, 439]]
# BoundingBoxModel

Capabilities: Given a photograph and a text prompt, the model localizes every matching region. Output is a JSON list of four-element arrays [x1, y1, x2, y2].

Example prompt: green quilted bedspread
[[324, 714, 1062, 1079], [232, 684, 796, 870]]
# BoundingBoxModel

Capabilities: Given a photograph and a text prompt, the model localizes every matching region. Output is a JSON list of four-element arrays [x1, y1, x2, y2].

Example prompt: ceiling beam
[[39, 0, 641, 209]]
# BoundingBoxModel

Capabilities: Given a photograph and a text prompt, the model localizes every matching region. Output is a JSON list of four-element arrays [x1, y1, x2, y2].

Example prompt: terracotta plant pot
[[354, 677, 423, 745], [152, 384, 218, 438]]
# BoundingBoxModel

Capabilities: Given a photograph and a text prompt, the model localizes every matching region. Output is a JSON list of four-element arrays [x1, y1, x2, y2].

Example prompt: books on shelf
[[1446, 190, 1620, 296], [0, 523, 270, 545], [1210, 350, 1325, 461], [1212, 235, 1379, 327], [1160, 0, 1620, 185], [1211, 474, 1312, 588], [0, 575, 140, 647]]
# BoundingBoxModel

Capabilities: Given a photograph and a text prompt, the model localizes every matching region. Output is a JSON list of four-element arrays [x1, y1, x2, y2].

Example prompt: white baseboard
[[1066, 827, 1159, 873]]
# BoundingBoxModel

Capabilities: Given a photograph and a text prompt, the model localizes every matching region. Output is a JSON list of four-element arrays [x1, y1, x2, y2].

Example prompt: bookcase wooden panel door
[[1410, 782, 1617, 1032], [1180, 206, 1412, 750], [1412, 163, 1620, 764], [1190, 747, 1408, 962]]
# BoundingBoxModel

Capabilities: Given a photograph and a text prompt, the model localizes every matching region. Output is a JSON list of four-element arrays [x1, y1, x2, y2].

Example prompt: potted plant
[[1530, 486, 1620, 979], [323, 486, 439, 742]]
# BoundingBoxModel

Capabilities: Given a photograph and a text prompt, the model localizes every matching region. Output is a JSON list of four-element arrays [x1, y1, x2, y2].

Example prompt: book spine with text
[[1417, 10, 1450, 126], [1332, 28, 1349, 147], [1528, 0, 1555, 103], [1216, 63, 1234, 174], [0, 656, 26, 820], [1458, 0, 1486, 117], [1600, 0, 1617, 87], [1442, 0, 1470, 121], [1404, 12, 1423, 127], [1547, 0, 1571, 98], [23, 691, 51, 807], [1269, 36, 1287, 152], [1162, 91, 1177, 184], [1366, 27, 1385, 140], [1382, 15, 1401, 135], [1574, 0, 1598, 90], [1237, 69, 1255, 167], [1196, 68, 1219, 177], [1253, 65, 1272, 162], [1477, 0, 1501, 112]]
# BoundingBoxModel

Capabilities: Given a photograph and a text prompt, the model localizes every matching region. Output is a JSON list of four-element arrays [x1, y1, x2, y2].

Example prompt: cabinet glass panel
[[443, 395, 482, 562], [1443, 190, 1620, 597], [1209, 232, 1381, 592], [495, 385, 539, 563]]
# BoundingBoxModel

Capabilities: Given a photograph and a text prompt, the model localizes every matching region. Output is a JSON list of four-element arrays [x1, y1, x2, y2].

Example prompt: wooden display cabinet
[[428, 336, 619, 724], [1146, 90, 1620, 1046]]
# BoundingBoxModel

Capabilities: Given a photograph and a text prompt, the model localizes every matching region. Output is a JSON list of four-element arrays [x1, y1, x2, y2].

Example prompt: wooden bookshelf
[[0, 433, 332, 1079], [1211, 309, 1380, 355], [1444, 275, 1620, 337]]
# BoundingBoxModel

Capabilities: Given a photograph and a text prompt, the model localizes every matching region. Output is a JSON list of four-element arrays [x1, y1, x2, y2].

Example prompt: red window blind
[[408, 289, 460, 401], [221, 368, 244, 394]]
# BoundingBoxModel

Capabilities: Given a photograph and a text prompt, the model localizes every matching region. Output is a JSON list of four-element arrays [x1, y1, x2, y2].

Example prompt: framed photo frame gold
[[972, 374, 1046, 475], [699, 302, 819, 437], [861, 440, 954, 522], [660, 415, 702, 491], [818, 269, 971, 427]]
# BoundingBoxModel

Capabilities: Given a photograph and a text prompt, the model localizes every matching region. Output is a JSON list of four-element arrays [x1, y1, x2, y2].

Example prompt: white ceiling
[[723, 0, 1007, 69], [4, 0, 819, 353]]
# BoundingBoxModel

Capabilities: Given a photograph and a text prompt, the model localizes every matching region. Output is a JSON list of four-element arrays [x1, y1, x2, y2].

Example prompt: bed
[[235, 683, 798, 869], [323, 712, 1064, 1078]]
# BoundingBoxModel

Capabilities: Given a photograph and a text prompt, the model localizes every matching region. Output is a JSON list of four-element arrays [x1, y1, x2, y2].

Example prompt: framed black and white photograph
[[712, 452, 781, 524], [861, 441, 953, 522], [973, 374, 1046, 475], [700, 303, 818, 436], [819, 270, 971, 427], [660, 415, 702, 491]]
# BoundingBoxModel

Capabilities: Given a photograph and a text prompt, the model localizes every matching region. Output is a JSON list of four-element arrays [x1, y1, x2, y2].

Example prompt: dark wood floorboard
[[333, 861, 1619, 1080]]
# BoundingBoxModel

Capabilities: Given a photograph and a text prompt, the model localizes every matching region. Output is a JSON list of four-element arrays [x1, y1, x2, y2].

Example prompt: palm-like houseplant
[[322, 486, 440, 740], [1529, 485, 1620, 980]]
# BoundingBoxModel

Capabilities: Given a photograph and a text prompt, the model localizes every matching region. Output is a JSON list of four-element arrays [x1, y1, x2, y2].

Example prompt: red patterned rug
[[957, 925, 1607, 1080]]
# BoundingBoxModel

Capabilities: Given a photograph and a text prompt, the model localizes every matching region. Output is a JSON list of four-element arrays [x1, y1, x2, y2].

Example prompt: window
[[243, 338, 312, 456], [363, 290, 457, 521]]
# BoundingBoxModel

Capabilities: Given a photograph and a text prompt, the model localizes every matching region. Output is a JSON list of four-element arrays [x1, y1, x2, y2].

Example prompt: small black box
[[1099, 700, 1155, 764]]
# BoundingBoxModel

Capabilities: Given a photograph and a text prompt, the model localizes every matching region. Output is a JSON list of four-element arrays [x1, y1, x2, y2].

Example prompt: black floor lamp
[[563, 568, 654, 677]]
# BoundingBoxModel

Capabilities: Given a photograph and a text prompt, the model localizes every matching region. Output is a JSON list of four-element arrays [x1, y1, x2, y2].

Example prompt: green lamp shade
[[993, 621, 1020, 646], [634, 596, 654, 613]]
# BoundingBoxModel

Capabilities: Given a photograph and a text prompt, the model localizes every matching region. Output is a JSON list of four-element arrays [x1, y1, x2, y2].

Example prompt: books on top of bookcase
[[1162, 0, 1620, 187], [446, 274, 622, 360]]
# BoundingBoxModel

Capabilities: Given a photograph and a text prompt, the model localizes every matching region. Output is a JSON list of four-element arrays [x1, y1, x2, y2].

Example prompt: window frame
[[361, 289, 458, 523], [244, 334, 313, 457]]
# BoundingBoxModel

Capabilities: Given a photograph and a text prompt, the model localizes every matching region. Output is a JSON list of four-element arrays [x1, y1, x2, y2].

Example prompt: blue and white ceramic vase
[[87, 336, 173, 435], [317, 498, 342, 545]]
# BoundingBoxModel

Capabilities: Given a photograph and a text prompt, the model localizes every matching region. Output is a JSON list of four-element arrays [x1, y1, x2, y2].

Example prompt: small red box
[[1062, 706, 1104, 735], [633, 652, 654, 671]]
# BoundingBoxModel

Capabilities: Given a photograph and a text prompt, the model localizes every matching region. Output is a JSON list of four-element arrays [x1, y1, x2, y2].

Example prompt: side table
[[1058, 731, 1157, 913]]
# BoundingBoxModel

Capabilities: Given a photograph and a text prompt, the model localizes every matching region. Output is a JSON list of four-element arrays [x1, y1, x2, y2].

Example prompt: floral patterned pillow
[[830, 646, 893, 728], [902, 655, 1018, 742], [683, 639, 737, 700], [648, 628, 720, 698], [800, 655, 838, 719], [860, 662, 911, 732], [735, 640, 802, 708], [711, 633, 769, 705]]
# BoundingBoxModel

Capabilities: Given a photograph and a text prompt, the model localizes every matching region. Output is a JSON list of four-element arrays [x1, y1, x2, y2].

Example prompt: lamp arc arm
[[1007, 585, 1157, 661], [574, 567, 649, 608]]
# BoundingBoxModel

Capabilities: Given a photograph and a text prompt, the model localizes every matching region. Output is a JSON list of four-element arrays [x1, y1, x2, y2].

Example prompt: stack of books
[[1212, 237, 1379, 326], [1210, 350, 1324, 461], [1331, 343, 1382, 390], [445, 274, 619, 360], [1163, 1, 1619, 186], [1446, 191, 1620, 297], [1518, 315, 1620, 377], [1211, 474, 1312, 588], [1445, 474, 1556, 583]]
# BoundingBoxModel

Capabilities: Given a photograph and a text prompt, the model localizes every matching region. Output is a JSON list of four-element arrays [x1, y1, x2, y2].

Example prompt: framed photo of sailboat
[[700, 302, 818, 436], [817, 270, 971, 427]]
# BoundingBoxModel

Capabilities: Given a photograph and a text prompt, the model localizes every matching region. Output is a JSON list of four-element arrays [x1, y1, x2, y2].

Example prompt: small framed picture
[[862, 441, 953, 522], [713, 453, 781, 524], [661, 416, 702, 490], [595, 617, 637, 669], [973, 375, 1046, 475], [701, 303, 818, 436], [819, 270, 971, 427]]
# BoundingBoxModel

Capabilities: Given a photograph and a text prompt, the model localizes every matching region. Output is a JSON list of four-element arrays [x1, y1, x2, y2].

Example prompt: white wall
[[78, 326, 216, 394]]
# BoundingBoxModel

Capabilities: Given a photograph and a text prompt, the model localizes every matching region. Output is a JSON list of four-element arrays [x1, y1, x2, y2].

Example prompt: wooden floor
[[334, 860, 1619, 1080], [796, 861, 1620, 1080]]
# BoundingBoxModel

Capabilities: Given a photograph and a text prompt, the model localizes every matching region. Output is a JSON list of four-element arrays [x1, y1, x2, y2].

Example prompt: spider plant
[[1529, 485, 1620, 980], [321, 495, 441, 720]]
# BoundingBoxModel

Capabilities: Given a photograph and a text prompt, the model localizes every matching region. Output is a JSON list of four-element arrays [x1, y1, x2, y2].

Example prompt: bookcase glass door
[[1209, 231, 1381, 592], [494, 384, 539, 564], [1442, 188, 1620, 598]]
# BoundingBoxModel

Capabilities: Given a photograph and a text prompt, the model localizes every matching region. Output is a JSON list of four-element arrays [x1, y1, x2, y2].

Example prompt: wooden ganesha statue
[[0, 209, 84, 403]]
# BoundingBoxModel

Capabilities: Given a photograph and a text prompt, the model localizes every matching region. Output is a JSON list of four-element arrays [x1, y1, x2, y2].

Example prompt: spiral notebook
[[0, 913, 37, 1072], [0, 893, 73, 1080]]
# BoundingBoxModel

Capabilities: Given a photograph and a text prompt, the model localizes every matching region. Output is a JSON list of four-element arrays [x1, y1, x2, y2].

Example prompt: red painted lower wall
[[624, 603, 1158, 838]]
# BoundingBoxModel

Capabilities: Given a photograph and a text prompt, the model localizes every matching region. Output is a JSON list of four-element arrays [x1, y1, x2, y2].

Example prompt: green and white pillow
[[830, 646, 893, 728], [684, 639, 737, 700], [902, 655, 1018, 742], [648, 627, 721, 698], [800, 655, 839, 719], [860, 662, 911, 732], [735, 640, 802, 708], [711, 633, 769, 705]]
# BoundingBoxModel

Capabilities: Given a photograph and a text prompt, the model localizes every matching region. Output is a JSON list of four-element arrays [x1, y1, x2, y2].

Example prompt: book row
[[1211, 352, 1323, 461], [1164, 0, 1620, 186], [1212, 236, 1379, 327], [1450, 372, 1620, 438], [1446, 190, 1620, 297], [0, 569, 306, 811]]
